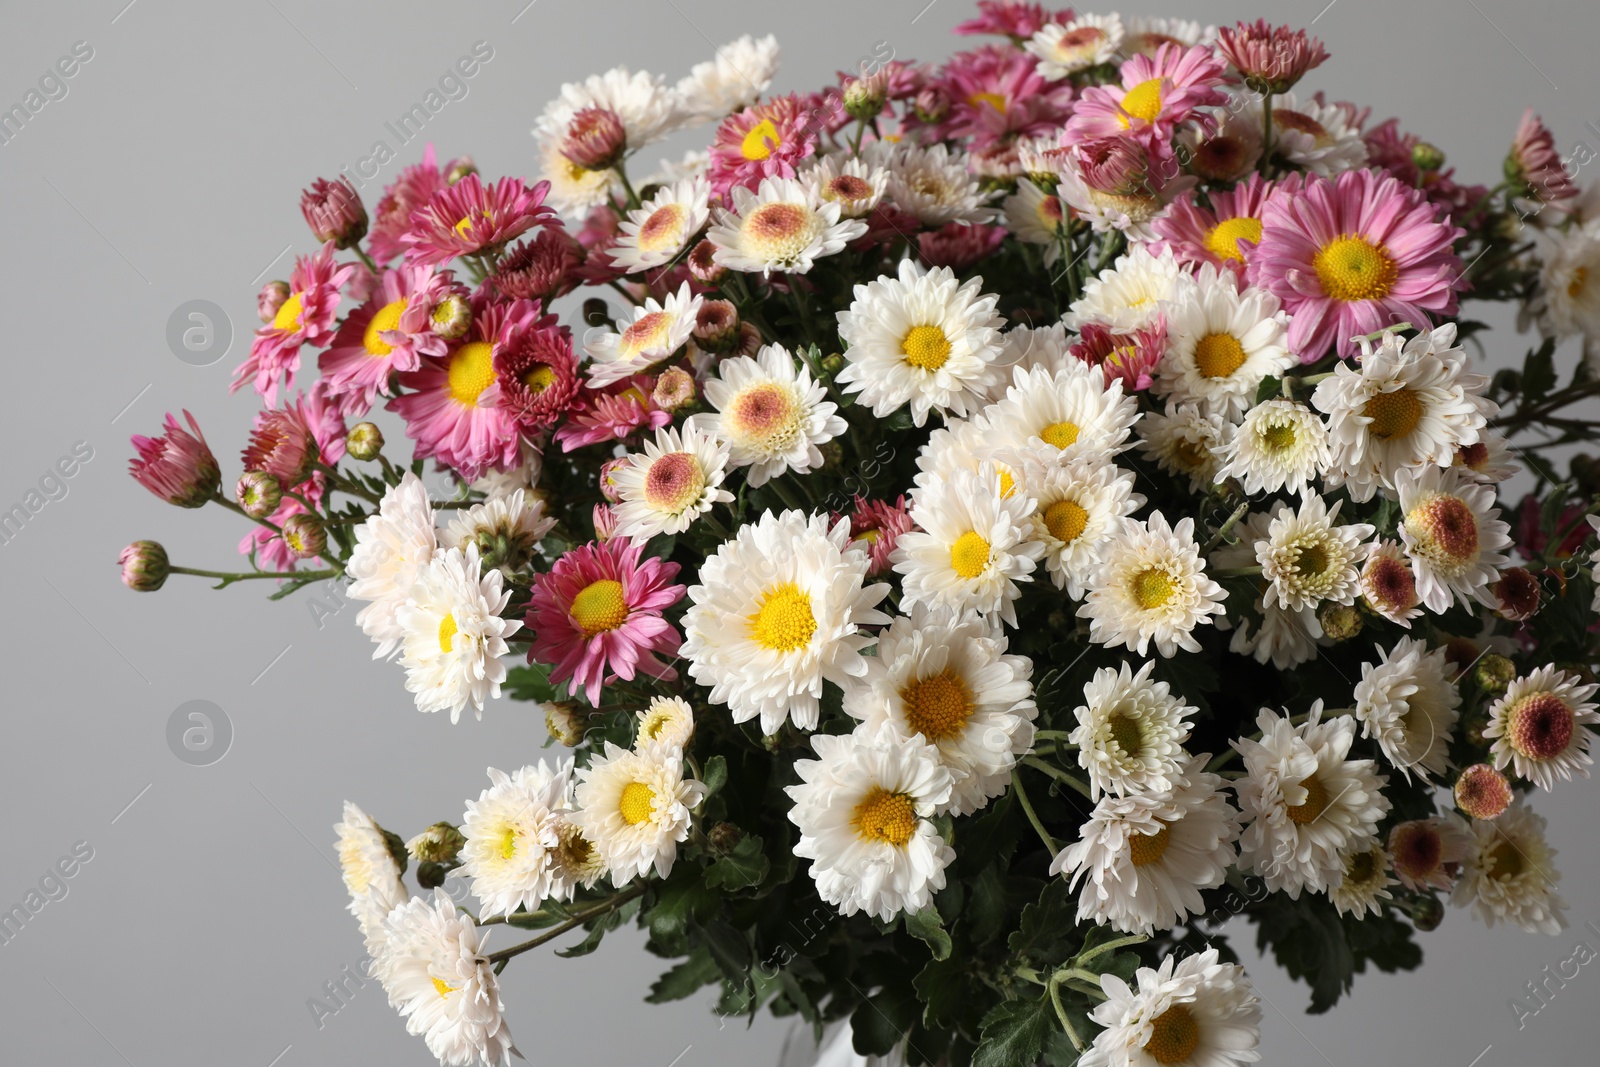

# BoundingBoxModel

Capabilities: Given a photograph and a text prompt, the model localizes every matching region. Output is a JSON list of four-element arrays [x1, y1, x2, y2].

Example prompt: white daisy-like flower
[[1232, 702, 1391, 898], [547, 810, 606, 898], [1228, 595, 1321, 670], [1213, 398, 1330, 497], [1053, 763, 1241, 935], [910, 416, 993, 499], [994, 320, 1074, 380], [700, 343, 845, 486], [1066, 244, 1186, 334], [348, 473, 438, 660], [835, 258, 1006, 427], [1450, 800, 1567, 934], [1328, 843, 1396, 919], [1070, 660, 1196, 800], [1255, 494, 1375, 613], [373, 888, 517, 1067], [1001, 180, 1069, 262], [611, 176, 711, 273], [683, 509, 889, 734], [1135, 401, 1233, 492], [397, 546, 521, 722], [983, 361, 1141, 467], [1485, 665, 1599, 792], [535, 66, 682, 155], [884, 142, 993, 226], [335, 801, 407, 948], [1534, 226, 1600, 341], [893, 464, 1045, 627], [1395, 464, 1512, 612], [707, 175, 867, 276], [609, 420, 734, 540], [1022, 456, 1145, 598], [1052, 153, 1179, 242], [584, 282, 702, 387], [1352, 636, 1462, 781], [1123, 15, 1217, 52], [1388, 816, 1472, 892], [1081, 948, 1261, 1067], [460, 762, 572, 918], [636, 695, 695, 754], [843, 603, 1036, 816], [802, 154, 888, 219], [438, 488, 555, 572], [536, 136, 619, 218], [1311, 325, 1492, 502], [1154, 267, 1294, 420], [1359, 539, 1424, 627], [1453, 429, 1519, 485], [572, 741, 705, 883], [1026, 14, 1125, 80], [673, 34, 780, 123], [1243, 91, 1368, 177], [785, 723, 956, 922], [647, 147, 710, 185], [1080, 513, 1227, 658]]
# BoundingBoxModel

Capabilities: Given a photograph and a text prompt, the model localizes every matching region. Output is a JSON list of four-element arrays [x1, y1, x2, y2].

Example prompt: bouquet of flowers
[[122, 4, 1600, 1065]]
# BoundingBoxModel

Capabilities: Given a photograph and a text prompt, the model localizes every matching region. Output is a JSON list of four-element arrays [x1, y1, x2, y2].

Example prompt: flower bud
[[598, 458, 629, 504], [1455, 763, 1514, 822], [236, 471, 283, 519], [562, 106, 628, 171], [593, 504, 619, 543], [281, 513, 326, 559], [687, 239, 725, 285], [544, 701, 585, 747], [819, 439, 844, 470], [1216, 20, 1329, 94], [1473, 653, 1517, 696], [691, 299, 741, 352], [820, 352, 846, 377], [1409, 894, 1445, 932], [407, 822, 466, 867], [1317, 602, 1363, 642], [129, 411, 221, 508], [118, 540, 169, 592], [445, 155, 478, 185], [1411, 142, 1445, 173], [1491, 567, 1541, 621], [242, 408, 319, 488], [431, 294, 473, 340], [346, 422, 385, 462], [416, 861, 451, 889], [257, 280, 292, 324], [652, 367, 697, 412], [843, 72, 889, 121], [300, 177, 368, 249], [913, 85, 950, 125], [708, 822, 744, 855]]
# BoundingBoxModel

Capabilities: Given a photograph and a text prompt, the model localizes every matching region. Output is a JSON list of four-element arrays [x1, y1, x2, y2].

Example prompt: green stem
[[1058, 967, 1108, 997], [1047, 971, 1085, 1052], [616, 162, 642, 212], [1202, 500, 1252, 555], [211, 493, 282, 535], [314, 462, 383, 504], [1033, 730, 1078, 745], [170, 565, 338, 584], [1076, 933, 1148, 966], [352, 246, 379, 274], [1023, 756, 1093, 799], [484, 884, 646, 964], [1011, 771, 1058, 854]]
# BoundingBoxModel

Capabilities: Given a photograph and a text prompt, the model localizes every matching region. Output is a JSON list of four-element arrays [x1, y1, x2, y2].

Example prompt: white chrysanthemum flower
[[1311, 325, 1492, 501], [1214, 398, 1330, 497], [1136, 401, 1233, 492], [1243, 91, 1367, 177], [994, 320, 1074, 380], [843, 603, 1035, 816], [1353, 636, 1461, 781], [439, 489, 555, 571], [1388, 816, 1472, 892], [1329, 843, 1396, 919], [1154, 267, 1294, 419], [536, 66, 682, 153], [611, 176, 711, 273], [584, 281, 702, 387], [374, 888, 517, 1067], [469, 441, 542, 501], [700, 343, 845, 486], [1534, 227, 1600, 340], [1053, 763, 1241, 935], [572, 741, 705, 883], [910, 417, 998, 499], [1052, 154, 1175, 241], [1232, 703, 1391, 898], [1213, 512, 1321, 671], [1453, 429, 1519, 484], [802, 154, 888, 219], [610, 420, 734, 539], [1001, 180, 1069, 262], [683, 509, 889, 734], [348, 473, 438, 660], [1485, 665, 1599, 792], [708, 175, 867, 275], [1451, 800, 1567, 934], [397, 546, 521, 722], [647, 147, 710, 185], [835, 259, 1005, 427], [1022, 456, 1144, 598], [1359, 539, 1424, 627], [983, 361, 1141, 467], [1081, 948, 1261, 1067], [1070, 660, 1196, 800], [1124, 15, 1217, 51], [335, 801, 407, 948], [636, 695, 695, 753], [894, 464, 1044, 627], [1066, 244, 1186, 333], [1255, 494, 1374, 613], [460, 762, 572, 918], [1395, 464, 1511, 612], [1026, 14, 1125, 79], [1080, 513, 1227, 658], [535, 136, 619, 218], [786, 723, 955, 921], [884, 142, 993, 226], [547, 810, 606, 897], [674, 34, 780, 123]]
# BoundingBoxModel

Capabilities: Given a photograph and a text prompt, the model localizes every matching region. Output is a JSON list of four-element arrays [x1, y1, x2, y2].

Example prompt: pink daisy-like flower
[[241, 402, 317, 486], [928, 45, 1075, 148], [954, 0, 1069, 38], [1249, 168, 1464, 361], [918, 222, 1008, 272], [318, 263, 464, 417], [1215, 19, 1329, 93], [401, 173, 554, 266], [231, 242, 354, 404], [1362, 116, 1491, 225], [388, 298, 539, 480], [526, 538, 686, 707], [1069, 319, 1167, 393], [1152, 173, 1284, 278], [1509, 108, 1579, 206], [707, 95, 818, 201], [842, 495, 913, 578], [240, 472, 327, 573], [128, 411, 221, 508], [555, 375, 673, 452], [368, 144, 452, 263], [1064, 43, 1227, 147], [487, 314, 581, 432], [492, 226, 585, 303]]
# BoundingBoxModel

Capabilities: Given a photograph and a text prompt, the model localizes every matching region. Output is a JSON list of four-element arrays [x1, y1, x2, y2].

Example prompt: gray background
[[2, 1, 1597, 1064]]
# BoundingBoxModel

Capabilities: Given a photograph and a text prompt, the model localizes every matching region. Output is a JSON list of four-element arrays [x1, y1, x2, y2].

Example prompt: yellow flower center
[[1039, 421, 1081, 449], [522, 364, 556, 394], [1130, 567, 1174, 610], [619, 781, 656, 825], [498, 826, 519, 860], [748, 582, 817, 652], [901, 324, 952, 371], [1108, 711, 1145, 757], [454, 210, 492, 238], [997, 466, 1016, 498], [1259, 421, 1297, 453], [1119, 78, 1164, 125], [272, 291, 305, 333], [740, 118, 781, 161], [1192, 332, 1248, 379], [852, 787, 918, 847], [1286, 774, 1329, 825], [446, 341, 497, 405], [1128, 823, 1171, 868], [1203, 216, 1263, 263], [900, 670, 974, 741], [1568, 266, 1589, 300], [1294, 542, 1331, 578], [1346, 849, 1378, 886], [1172, 439, 1210, 470], [949, 531, 992, 579], [1143, 1004, 1200, 1065], [569, 578, 629, 636], [1363, 388, 1423, 439], [432, 977, 457, 998], [363, 298, 409, 356], [438, 613, 458, 653], [1487, 839, 1524, 880], [1043, 499, 1089, 543], [1312, 234, 1398, 302], [968, 91, 1007, 112]]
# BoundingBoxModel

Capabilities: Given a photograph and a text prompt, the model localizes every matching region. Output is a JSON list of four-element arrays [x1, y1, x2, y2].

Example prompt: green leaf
[[646, 945, 722, 1003], [554, 903, 626, 958], [703, 919, 754, 996], [973, 995, 1054, 1067], [966, 865, 1008, 944], [912, 955, 965, 1028], [851, 980, 920, 1057], [904, 907, 953, 961], [1009, 879, 1073, 962], [699, 754, 729, 797], [705, 833, 770, 891], [646, 873, 718, 955], [503, 663, 558, 703], [1255, 374, 1283, 405], [1251, 894, 1354, 1013], [1522, 339, 1559, 401]]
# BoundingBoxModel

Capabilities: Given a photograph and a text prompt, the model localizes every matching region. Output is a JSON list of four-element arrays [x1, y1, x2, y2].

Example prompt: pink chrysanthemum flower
[[1215, 19, 1329, 92], [954, 0, 1068, 38], [319, 263, 464, 417], [388, 299, 539, 480], [1249, 168, 1464, 361], [492, 226, 586, 303], [401, 173, 554, 266], [1069, 319, 1167, 393], [843, 495, 913, 578], [1362, 116, 1491, 225], [1152, 173, 1284, 278], [240, 472, 326, 573], [487, 314, 581, 432], [368, 144, 452, 263], [1065, 43, 1227, 146], [918, 222, 1007, 272], [129, 411, 221, 508], [554, 376, 673, 452], [526, 538, 686, 707], [928, 45, 1075, 148], [300, 176, 367, 249], [231, 242, 354, 404], [242, 403, 317, 486], [707, 95, 817, 200], [1509, 108, 1579, 206]]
